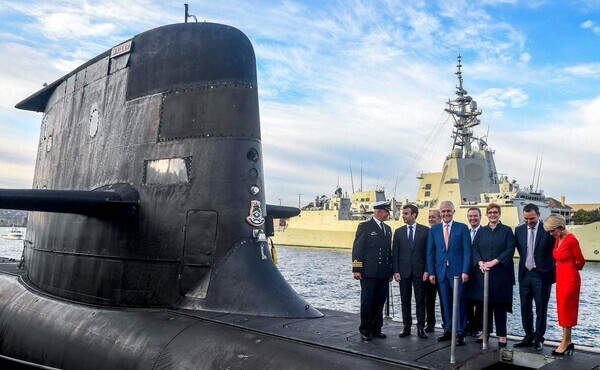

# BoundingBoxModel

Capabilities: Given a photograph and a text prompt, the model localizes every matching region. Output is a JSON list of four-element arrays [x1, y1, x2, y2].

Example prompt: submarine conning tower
[[10, 22, 320, 318]]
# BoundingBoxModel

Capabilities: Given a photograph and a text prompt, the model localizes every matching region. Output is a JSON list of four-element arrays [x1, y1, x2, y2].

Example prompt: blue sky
[[1, 0, 599, 205]]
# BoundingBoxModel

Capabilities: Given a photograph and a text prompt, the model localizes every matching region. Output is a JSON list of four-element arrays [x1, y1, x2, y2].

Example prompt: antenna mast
[[184, 4, 198, 23], [360, 162, 363, 192], [349, 162, 355, 193], [531, 153, 539, 191], [444, 55, 482, 155], [535, 154, 543, 192]]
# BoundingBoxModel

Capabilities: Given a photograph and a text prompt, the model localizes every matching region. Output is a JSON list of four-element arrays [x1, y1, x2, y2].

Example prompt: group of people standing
[[351, 200, 585, 356]]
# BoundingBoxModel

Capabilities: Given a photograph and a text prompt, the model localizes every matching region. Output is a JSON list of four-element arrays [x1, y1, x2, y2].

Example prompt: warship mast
[[445, 55, 482, 155]]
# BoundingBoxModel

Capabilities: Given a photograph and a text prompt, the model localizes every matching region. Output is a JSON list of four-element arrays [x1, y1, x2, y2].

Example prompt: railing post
[[384, 281, 392, 318], [450, 276, 459, 364], [482, 270, 489, 350]]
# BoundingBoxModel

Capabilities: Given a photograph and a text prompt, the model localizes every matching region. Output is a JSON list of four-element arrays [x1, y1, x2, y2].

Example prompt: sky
[[1, 0, 599, 207]]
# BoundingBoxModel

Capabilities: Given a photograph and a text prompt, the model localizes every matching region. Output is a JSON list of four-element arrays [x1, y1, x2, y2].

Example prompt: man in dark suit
[[427, 201, 471, 346], [465, 207, 483, 337], [393, 205, 429, 339], [513, 203, 555, 351], [352, 201, 393, 342], [424, 209, 442, 332]]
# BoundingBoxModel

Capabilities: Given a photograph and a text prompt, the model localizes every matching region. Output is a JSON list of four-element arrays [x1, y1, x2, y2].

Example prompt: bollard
[[482, 270, 489, 350], [450, 276, 459, 364]]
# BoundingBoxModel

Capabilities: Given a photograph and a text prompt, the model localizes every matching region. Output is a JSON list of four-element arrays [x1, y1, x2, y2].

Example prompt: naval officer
[[352, 200, 393, 342]]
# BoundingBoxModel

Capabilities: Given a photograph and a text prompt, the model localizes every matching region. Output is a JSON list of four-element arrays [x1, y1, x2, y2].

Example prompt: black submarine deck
[[1, 260, 599, 370]]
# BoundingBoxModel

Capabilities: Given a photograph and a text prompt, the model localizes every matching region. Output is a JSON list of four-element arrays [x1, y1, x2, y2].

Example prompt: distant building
[[547, 196, 574, 223], [569, 203, 600, 212]]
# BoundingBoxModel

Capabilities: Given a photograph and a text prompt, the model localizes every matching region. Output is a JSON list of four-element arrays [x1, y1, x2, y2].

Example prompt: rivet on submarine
[[0, 19, 416, 369]]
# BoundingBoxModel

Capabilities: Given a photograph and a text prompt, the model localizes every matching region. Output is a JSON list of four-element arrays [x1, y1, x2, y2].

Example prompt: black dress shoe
[[373, 332, 387, 339], [424, 324, 435, 333], [533, 339, 543, 351], [437, 332, 452, 341], [513, 338, 534, 348], [399, 328, 411, 338], [360, 334, 372, 342], [456, 336, 466, 346], [417, 328, 428, 339]]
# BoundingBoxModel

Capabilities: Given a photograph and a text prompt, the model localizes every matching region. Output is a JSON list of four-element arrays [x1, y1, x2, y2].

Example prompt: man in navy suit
[[427, 201, 471, 346], [513, 203, 555, 351], [352, 201, 393, 342], [393, 204, 429, 339]]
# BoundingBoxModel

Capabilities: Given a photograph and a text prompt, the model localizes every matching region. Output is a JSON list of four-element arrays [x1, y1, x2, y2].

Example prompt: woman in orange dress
[[543, 214, 585, 356]]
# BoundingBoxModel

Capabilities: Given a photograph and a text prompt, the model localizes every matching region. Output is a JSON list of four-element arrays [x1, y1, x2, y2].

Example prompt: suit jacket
[[352, 218, 393, 279], [515, 221, 555, 283], [392, 223, 429, 279], [427, 220, 471, 283]]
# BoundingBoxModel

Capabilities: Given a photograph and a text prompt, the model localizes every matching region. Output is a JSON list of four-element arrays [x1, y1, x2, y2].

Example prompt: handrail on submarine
[[0, 183, 139, 217]]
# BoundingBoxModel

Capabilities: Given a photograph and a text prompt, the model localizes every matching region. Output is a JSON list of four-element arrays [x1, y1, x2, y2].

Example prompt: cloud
[[1, 0, 600, 206], [581, 20, 600, 34], [0, 43, 63, 110], [488, 94, 600, 203], [564, 63, 600, 78], [41, 12, 116, 39], [478, 87, 529, 109]]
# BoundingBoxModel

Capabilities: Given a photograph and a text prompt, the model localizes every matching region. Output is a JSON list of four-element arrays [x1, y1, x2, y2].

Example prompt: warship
[[272, 57, 600, 261]]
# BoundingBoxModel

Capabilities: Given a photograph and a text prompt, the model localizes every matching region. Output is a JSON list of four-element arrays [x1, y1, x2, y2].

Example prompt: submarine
[[0, 19, 404, 369], [4, 18, 600, 370]]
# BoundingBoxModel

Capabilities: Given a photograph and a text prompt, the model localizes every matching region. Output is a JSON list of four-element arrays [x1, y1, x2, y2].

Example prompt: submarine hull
[[0, 269, 401, 369]]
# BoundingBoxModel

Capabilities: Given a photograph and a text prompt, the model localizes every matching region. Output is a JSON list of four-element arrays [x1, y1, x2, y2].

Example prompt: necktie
[[470, 228, 476, 243], [526, 227, 535, 270], [444, 223, 450, 250], [380, 223, 385, 236], [408, 225, 414, 246]]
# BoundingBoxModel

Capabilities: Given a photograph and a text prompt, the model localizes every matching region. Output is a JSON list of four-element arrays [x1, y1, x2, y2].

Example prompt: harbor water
[[2, 228, 598, 347], [0, 227, 24, 260]]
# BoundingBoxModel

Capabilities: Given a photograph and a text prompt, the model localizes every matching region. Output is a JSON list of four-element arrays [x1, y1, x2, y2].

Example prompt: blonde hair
[[544, 214, 566, 231]]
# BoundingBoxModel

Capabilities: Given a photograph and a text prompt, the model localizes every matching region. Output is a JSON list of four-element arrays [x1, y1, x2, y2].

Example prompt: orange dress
[[553, 233, 585, 327]]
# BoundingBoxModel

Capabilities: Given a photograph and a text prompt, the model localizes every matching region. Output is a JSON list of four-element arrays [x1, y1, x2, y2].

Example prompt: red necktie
[[444, 223, 450, 250]]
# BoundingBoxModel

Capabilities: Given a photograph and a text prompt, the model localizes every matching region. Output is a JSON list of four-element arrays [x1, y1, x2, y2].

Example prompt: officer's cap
[[373, 201, 391, 211]]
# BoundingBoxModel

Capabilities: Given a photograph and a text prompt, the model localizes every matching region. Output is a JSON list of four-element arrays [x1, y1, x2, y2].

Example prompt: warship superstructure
[[273, 56, 600, 261]]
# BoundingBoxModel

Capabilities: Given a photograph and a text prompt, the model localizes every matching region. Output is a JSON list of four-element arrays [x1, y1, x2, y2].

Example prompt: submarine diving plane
[[1, 18, 599, 370]]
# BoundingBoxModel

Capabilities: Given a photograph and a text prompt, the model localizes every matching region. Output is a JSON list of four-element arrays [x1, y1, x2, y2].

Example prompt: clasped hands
[[478, 259, 499, 271]]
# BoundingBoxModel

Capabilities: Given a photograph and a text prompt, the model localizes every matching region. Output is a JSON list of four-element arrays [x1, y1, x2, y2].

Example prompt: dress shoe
[[437, 332, 452, 342], [456, 336, 466, 346], [360, 334, 372, 342], [475, 335, 488, 344], [498, 339, 507, 348], [417, 328, 428, 339], [552, 343, 574, 356], [424, 324, 435, 333], [472, 330, 482, 338], [399, 328, 411, 338], [372, 332, 387, 339], [533, 339, 543, 351], [513, 338, 534, 348]]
